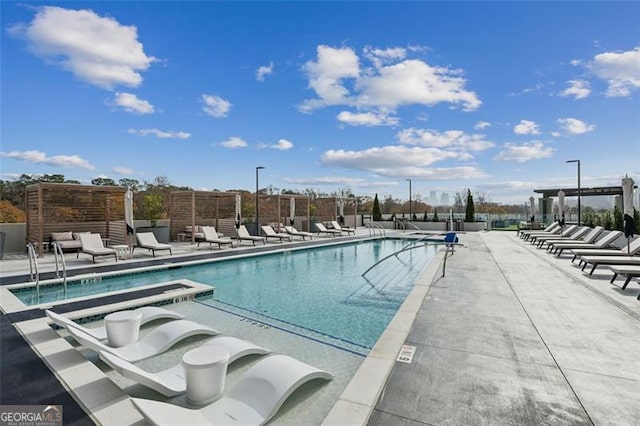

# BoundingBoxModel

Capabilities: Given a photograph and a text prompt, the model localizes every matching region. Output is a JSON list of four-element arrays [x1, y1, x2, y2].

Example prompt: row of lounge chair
[[45, 307, 332, 425], [520, 222, 640, 299]]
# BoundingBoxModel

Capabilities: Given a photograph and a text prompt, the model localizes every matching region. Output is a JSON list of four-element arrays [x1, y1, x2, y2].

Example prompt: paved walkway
[[369, 231, 639, 425]]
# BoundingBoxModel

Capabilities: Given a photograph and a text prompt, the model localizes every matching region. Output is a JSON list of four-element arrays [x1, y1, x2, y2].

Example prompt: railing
[[365, 221, 386, 237], [52, 241, 68, 293], [26, 242, 40, 297]]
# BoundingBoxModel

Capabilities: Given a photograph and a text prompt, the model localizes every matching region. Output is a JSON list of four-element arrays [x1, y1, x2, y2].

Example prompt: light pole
[[256, 166, 265, 234], [406, 178, 412, 220], [566, 160, 581, 226]]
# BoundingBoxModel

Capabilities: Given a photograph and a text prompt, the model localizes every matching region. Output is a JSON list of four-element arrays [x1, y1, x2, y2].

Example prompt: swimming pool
[[14, 239, 436, 352]]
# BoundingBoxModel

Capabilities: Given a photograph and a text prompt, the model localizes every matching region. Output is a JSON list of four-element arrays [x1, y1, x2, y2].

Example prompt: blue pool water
[[15, 239, 436, 350]]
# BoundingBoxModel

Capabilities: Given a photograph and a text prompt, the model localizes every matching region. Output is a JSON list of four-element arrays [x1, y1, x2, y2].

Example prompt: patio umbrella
[[289, 197, 295, 226], [529, 197, 536, 222], [338, 199, 345, 224], [622, 176, 636, 254], [235, 194, 242, 229], [125, 188, 135, 247], [558, 190, 565, 226]]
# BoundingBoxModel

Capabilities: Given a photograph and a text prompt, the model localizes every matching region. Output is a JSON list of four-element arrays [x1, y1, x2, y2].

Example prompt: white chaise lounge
[[66, 319, 219, 362], [237, 225, 267, 246], [284, 226, 314, 240], [261, 225, 292, 243], [134, 232, 173, 257], [330, 221, 355, 235], [100, 336, 270, 397], [548, 230, 622, 256], [45, 307, 185, 341], [314, 222, 341, 237], [79, 233, 117, 263], [199, 226, 234, 250], [131, 354, 332, 425]]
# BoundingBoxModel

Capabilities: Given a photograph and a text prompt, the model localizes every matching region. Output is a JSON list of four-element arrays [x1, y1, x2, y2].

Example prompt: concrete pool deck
[[1, 230, 639, 425]]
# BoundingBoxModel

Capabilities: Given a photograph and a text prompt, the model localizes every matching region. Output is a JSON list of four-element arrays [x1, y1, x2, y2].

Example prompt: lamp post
[[256, 166, 265, 234], [406, 178, 412, 220], [566, 160, 581, 226]]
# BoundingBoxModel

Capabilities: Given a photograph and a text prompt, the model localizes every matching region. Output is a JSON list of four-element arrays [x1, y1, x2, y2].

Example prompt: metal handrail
[[366, 221, 386, 237], [52, 241, 68, 293], [362, 240, 462, 278], [26, 243, 40, 297]]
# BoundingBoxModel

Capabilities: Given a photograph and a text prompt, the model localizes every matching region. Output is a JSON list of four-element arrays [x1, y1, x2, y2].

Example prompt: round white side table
[[104, 310, 142, 347], [111, 244, 130, 260], [182, 346, 230, 406]]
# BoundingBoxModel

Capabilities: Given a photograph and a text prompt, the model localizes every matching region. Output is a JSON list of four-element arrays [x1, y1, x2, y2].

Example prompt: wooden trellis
[[257, 194, 311, 232], [169, 191, 239, 243], [26, 183, 127, 256], [312, 197, 358, 228]]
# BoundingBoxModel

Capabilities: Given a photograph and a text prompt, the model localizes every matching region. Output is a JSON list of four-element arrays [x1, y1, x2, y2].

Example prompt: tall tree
[[372, 194, 382, 221], [465, 189, 475, 222]]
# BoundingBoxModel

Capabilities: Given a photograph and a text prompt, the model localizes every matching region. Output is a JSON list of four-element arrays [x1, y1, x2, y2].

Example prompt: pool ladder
[[26, 242, 68, 298], [365, 221, 386, 237]]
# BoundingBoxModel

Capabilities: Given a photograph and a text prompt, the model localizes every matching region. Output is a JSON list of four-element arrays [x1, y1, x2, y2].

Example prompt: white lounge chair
[[549, 230, 622, 256], [531, 226, 590, 247], [45, 307, 185, 341], [314, 222, 341, 237], [66, 319, 219, 362], [100, 336, 271, 397], [198, 226, 234, 249], [284, 226, 314, 240], [330, 221, 355, 235], [261, 225, 292, 243], [236, 225, 266, 246], [570, 237, 640, 262], [578, 255, 640, 275], [134, 232, 172, 257], [78, 233, 117, 263], [543, 226, 603, 250], [131, 354, 332, 425], [528, 224, 578, 244], [608, 265, 640, 298], [519, 222, 560, 239]]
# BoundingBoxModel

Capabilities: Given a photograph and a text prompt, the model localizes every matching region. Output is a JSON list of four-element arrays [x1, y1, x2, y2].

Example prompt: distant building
[[429, 190, 437, 204], [440, 192, 450, 205]]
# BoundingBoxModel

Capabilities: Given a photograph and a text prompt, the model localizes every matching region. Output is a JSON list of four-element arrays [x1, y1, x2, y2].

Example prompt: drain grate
[[396, 344, 416, 363]]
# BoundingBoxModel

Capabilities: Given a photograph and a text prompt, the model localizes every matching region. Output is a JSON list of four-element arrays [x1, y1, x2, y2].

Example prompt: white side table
[[104, 310, 142, 347], [111, 244, 130, 260], [182, 346, 230, 406]]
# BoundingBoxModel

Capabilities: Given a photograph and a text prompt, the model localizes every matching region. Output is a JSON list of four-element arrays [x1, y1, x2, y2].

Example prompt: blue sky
[[2, 1, 639, 205]]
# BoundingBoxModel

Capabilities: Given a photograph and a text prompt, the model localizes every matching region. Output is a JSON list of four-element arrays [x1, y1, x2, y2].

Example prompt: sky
[[1, 1, 639, 206]]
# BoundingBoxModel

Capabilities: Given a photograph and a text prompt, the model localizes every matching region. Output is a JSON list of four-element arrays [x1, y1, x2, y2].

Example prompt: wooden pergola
[[257, 194, 311, 232], [313, 197, 358, 228], [169, 191, 239, 243], [26, 183, 127, 256]]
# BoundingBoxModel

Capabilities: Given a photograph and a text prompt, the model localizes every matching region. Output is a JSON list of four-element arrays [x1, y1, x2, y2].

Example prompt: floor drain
[[396, 345, 416, 363]]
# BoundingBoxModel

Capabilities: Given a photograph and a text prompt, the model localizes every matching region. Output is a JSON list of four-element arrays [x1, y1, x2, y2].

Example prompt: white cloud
[[202, 94, 232, 117], [557, 117, 595, 134], [322, 145, 461, 171], [220, 137, 248, 149], [113, 92, 154, 114], [363, 45, 407, 69], [258, 139, 294, 150], [588, 47, 640, 97], [475, 121, 491, 130], [112, 166, 135, 175], [300, 45, 481, 118], [283, 176, 368, 186], [128, 128, 190, 139], [397, 128, 495, 151], [559, 80, 591, 100], [337, 111, 399, 126], [494, 141, 553, 162], [256, 62, 274, 81], [301, 45, 360, 111], [8, 6, 155, 89], [513, 120, 541, 135], [0, 149, 95, 169]]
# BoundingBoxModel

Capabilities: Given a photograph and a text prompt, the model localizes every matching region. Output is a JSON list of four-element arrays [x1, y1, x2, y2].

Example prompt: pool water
[[15, 239, 436, 350]]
